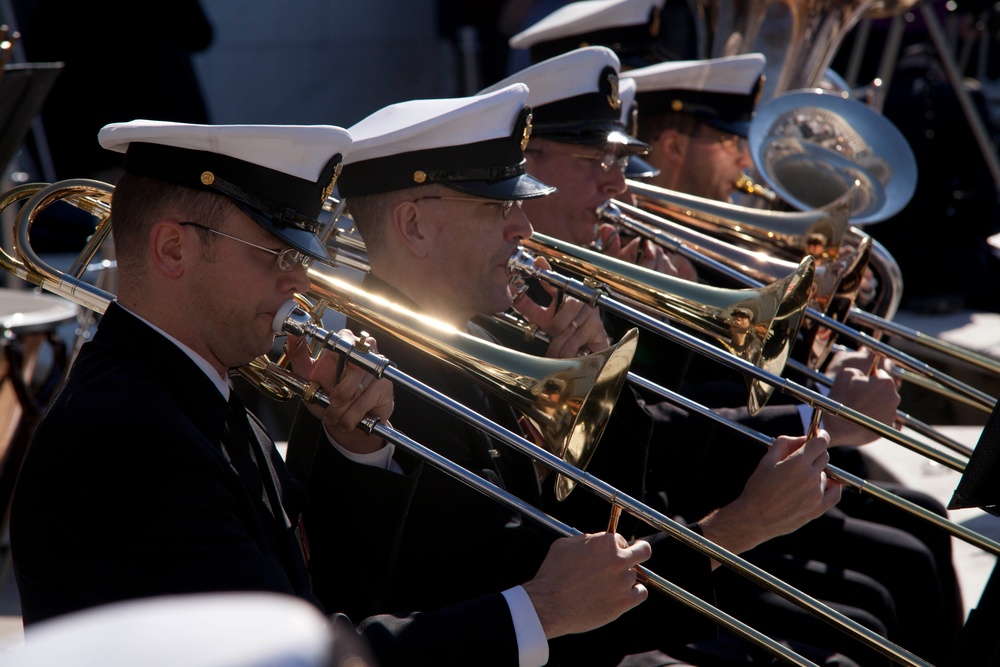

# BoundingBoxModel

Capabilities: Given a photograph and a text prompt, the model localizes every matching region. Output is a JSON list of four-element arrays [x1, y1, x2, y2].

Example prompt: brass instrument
[[628, 178, 855, 261], [520, 232, 814, 415], [0, 178, 940, 667], [696, 1, 920, 321], [625, 179, 868, 370], [734, 172, 778, 202], [744, 89, 1000, 377], [3, 180, 639, 503], [257, 304, 927, 667], [302, 261, 638, 502], [696, 0, 922, 102], [320, 213, 981, 467], [748, 88, 918, 225], [624, 179, 999, 413], [487, 309, 1000, 556], [504, 244, 973, 474], [322, 206, 812, 415], [596, 200, 974, 457]]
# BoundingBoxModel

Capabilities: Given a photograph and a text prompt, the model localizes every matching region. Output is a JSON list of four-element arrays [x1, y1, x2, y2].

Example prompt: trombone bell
[[303, 263, 639, 501]]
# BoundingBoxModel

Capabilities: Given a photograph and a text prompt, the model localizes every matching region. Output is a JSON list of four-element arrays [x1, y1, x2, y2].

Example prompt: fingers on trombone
[[595, 222, 620, 253], [549, 299, 606, 357]]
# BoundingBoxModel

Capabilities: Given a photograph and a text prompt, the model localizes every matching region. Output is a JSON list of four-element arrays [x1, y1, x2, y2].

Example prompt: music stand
[[949, 396, 1000, 517], [0, 61, 62, 177]]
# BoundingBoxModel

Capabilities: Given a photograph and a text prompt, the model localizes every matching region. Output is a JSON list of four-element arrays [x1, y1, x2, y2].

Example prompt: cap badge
[[671, 99, 684, 112], [521, 111, 533, 151], [413, 170, 427, 184], [649, 6, 661, 37], [200, 171, 215, 186], [606, 72, 622, 111], [321, 162, 343, 203]]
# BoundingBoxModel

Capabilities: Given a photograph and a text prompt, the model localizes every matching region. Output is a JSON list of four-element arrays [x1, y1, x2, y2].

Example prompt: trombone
[[516, 235, 816, 416], [506, 238, 972, 474], [620, 180, 998, 414], [324, 215, 976, 472], [0, 178, 936, 667], [487, 309, 1000, 556], [596, 198, 979, 457]]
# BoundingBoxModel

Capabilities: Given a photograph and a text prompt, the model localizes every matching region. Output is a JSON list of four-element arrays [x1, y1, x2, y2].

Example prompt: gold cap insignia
[[649, 7, 661, 37], [606, 72, 621, 111], [521, 111, 533, 151], [671, 99, 684, 112], [413, 170, 427, 184], [321, 162, 343, 203], [200, 171, 215, 186]]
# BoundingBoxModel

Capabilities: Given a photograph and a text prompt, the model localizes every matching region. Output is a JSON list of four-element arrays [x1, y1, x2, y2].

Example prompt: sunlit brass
[[520, 232, 814, 415], [303, 262, 638, 501]]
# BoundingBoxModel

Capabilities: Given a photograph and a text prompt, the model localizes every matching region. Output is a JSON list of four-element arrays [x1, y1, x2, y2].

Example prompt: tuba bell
[[747, 88, 918, 225]]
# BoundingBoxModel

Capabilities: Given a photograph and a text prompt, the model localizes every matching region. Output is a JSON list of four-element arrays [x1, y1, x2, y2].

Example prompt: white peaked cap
[[483, 46, 619, 109], [629, 54, 767, 135], [98, 120, 353, 259], [346, 84, 529, 163], [481, 47, 647, 151], [4, 593, 355, 667], [99, 120, 352, 184], [510, 0, 665, 51], [629, 54, 767, 98], [339, 84, 554, 200]]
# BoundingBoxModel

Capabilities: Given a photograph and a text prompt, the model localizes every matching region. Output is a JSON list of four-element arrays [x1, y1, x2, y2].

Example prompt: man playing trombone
[[295, 64, 858, 664], [7, 119, 655, 667], [480, 43, 962, 664]]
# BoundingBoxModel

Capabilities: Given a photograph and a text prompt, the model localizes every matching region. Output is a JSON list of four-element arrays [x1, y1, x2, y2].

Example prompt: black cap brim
[[699, 116, 751, 138], [233, 200, 333, 261], [443, 172, 556, 200], [625, 155, 660, 179]]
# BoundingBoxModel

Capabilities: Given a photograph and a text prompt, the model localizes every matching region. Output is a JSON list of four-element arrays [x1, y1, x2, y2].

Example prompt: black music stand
[[948, 395, 1000, 517], [0, 61, 62, 176], [952, 559, 1000, 666]]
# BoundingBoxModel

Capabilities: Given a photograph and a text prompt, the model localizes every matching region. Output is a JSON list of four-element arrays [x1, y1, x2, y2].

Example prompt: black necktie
[[226, 388, 277, 515]]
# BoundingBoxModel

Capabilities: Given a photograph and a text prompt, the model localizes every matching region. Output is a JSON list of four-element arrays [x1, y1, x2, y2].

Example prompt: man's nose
[[600, 163, 628, 196], [505, 204, 533, 242]]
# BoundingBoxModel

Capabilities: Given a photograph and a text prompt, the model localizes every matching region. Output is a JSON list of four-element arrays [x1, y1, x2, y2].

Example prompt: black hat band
[[339, 107, 533, 198], [636, 77, 763, 123], [122, 142, 342, 232]]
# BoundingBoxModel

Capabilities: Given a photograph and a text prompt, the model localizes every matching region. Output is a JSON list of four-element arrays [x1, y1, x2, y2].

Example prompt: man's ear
[[149, 220, 188, 279], [391, 198, 434, 259], [657, 129, 687, 164]]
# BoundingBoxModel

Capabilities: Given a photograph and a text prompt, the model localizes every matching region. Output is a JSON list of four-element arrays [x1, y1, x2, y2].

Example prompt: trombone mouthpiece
[[273, 300, 300, 335], [595, 201, 621, 223]]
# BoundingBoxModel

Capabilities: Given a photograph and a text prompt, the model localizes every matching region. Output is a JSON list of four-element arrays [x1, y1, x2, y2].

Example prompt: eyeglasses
[[180, 222, 308, 272], [569, 152, 630, 173], [697, 127, 749, 153], [526, 148, 629, 173], [412, 196, 523, 219]]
